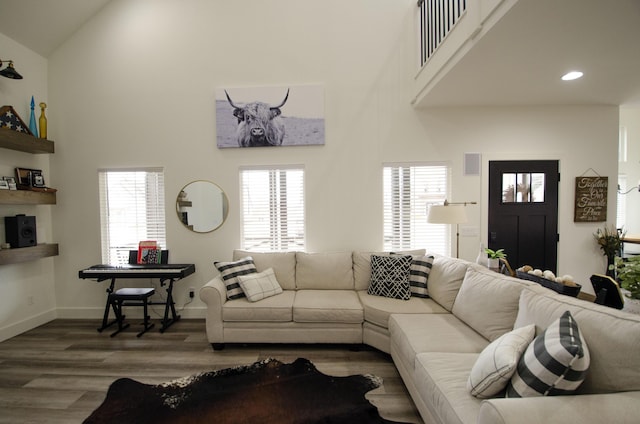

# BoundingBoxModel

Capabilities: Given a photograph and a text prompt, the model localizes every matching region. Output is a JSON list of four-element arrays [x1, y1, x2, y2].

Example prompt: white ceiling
[[0, 0, 111, 57], [415, 0, 640, 108], [1, 0, 639, 107]]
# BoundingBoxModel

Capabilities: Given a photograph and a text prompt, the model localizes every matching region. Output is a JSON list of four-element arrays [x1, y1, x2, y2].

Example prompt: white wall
[[0, 0, 622, 334], [0, 33, 56, 341]]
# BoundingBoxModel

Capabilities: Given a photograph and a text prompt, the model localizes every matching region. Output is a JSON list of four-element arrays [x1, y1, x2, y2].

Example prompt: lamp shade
[[427, 204, 468, 224]]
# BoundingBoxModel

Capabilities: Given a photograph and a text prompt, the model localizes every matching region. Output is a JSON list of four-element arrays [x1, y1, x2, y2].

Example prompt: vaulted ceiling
[[1, 0, 639, 107]]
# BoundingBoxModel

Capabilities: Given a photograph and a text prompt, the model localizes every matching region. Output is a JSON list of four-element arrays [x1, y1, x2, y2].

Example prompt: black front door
[[488, 160, 559, 273]]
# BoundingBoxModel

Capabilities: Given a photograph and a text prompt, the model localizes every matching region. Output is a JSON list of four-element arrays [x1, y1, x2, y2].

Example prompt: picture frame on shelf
[[0, 180, 8, 190], [15, 167, 46, 189], [2, 176, 17, 190]]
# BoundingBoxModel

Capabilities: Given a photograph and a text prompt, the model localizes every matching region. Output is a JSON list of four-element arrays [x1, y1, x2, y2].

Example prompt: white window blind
[[240, 166, 305, 252], [383, 163, 449, 254], [617, 175, 626, 229], [98, 168, 166, 264]]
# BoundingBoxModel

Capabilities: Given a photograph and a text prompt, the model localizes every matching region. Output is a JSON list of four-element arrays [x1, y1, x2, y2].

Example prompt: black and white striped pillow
[[408, 255, 434, 298], [506, 310, 590, 397], [214, 256, 258, 300]]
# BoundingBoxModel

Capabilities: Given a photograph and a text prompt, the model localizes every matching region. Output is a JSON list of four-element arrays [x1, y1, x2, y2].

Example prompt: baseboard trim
[[0, 309, 57, 343]]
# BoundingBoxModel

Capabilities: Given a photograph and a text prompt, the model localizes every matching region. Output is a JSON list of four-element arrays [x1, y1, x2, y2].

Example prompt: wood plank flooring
[[0, 319, 423, 423]]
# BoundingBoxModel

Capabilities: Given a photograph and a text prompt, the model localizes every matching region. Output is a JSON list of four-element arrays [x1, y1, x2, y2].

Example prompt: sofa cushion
[[295, 252, 354, 290], [468, 324, 536, 399], [452, 265, 533, 341], [222, 290, 295, 322], [513, 286, 640, 394], [389, 314, 489, 372], [214, 256, 258, 300], [353, 251, 386, 291], [367, 255, 412, 300], [427, 254, 470, 311], [414, 352, 483, 424], [507, 311, 589, 397], [358, 290, 447, 329], [293, 290, 363, 323], [233, 250, 296, 290], [237, 268, 283, 302]]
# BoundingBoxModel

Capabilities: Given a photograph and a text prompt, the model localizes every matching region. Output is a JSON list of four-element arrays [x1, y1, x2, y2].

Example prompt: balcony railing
[[418, 0, 467, 67]]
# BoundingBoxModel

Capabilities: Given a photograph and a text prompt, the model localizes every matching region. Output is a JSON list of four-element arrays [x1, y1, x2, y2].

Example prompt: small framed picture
[[2, 176, 17, 190], [15, 167, 45, 188], [0, 180, 9, 190]]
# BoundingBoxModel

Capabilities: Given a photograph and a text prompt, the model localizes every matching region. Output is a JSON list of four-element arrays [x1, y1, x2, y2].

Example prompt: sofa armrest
[[478, 391, 640, 424], [199, 276, 227, 344]]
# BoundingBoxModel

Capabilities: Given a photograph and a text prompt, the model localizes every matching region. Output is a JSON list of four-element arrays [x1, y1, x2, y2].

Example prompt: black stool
[[110, 287, 156, 337]]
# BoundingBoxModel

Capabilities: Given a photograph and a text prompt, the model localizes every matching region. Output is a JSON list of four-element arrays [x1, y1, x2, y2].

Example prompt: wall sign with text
[[574, 176, 608, 222]]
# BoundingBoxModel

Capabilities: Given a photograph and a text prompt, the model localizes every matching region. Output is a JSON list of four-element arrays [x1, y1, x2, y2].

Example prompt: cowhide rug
[[84, 357, 407, 424]]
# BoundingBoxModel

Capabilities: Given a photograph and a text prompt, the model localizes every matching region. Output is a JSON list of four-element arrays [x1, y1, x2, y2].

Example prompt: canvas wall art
[[216, 84, 325, 148]]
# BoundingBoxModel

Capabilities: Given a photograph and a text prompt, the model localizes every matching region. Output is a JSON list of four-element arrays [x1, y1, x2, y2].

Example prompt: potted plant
[[594, 225, 625, 277], [485, 248, 506, 271], [613, 256, 640, 300]]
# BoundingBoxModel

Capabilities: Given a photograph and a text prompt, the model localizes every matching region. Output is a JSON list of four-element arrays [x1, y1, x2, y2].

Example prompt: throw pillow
[[367, 255, 412, 300], [214, 256, 258, 300], [237, 268, 283, 302], [467, 324, 536, 398], [506, 310, 590, 397], [408, 255, 434, 298], [390, 253, 434, 298]]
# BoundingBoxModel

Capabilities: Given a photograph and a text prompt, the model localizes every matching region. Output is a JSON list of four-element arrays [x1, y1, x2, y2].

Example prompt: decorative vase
[[29, 96, 38, 137], [38, 102, 47, 139], [475, 243, 487, 266], [606, 255, 616, 278]]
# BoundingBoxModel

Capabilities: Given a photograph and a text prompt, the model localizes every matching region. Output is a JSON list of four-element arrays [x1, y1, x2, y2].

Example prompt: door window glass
[[501, 173, 545, 203]]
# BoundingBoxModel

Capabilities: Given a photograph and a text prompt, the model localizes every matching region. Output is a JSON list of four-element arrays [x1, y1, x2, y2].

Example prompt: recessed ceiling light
[[562, 71, 584, 81]]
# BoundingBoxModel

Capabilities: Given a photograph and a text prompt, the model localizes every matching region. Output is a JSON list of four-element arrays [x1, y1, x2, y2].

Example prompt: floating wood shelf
[[0, 243, 59, 265], [0, 189, 56, 205], [0, 128, 55, 154], [0, 127, 59, 265]]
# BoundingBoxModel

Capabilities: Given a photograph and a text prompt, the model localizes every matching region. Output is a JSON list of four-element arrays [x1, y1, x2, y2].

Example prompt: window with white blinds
[[383, 163, 449, 254], [98, 168, 166, 264], [240, 166, 305, 252]]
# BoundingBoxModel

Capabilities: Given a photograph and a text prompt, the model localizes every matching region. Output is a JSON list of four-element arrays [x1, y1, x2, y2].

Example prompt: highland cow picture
[[216, 85, 325, 148]]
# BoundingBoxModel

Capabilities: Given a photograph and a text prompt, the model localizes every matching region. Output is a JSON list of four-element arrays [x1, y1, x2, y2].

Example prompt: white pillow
[[468, 324, 536, 398], [237, 268, 283, 302]]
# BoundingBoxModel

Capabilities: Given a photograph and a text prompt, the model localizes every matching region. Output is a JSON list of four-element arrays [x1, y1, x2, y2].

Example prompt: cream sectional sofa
[[200, 250, 640, 424]]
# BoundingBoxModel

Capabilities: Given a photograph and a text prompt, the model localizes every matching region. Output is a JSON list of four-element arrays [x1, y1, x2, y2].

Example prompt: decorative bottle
[[39, 102, 47, 139], [29, 96, 39, 137], [475, 243, 487, 266]]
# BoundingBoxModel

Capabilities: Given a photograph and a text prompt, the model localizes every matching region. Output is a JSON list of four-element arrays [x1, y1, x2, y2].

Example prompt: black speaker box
[[5, 214, 37, 248]]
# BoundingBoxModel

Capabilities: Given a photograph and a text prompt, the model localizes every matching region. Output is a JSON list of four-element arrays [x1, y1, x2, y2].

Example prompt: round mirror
[[176, 180, 229, 233]]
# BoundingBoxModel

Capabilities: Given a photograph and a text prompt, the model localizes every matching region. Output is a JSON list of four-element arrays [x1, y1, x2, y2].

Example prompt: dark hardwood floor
[[0, 319, 422, 423]]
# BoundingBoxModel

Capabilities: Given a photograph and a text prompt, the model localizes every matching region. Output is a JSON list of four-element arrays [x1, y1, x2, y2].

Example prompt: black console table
[[79, 263, 196, 334]]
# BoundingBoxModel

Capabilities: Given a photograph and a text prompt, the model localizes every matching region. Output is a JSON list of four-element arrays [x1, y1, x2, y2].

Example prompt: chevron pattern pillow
[[214, 256, 258, 300], [506, 310, 590, 397], [367, 255, 412, 300]]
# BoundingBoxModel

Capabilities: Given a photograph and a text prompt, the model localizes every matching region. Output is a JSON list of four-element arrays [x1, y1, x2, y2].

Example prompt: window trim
[[239, 165, 306, 252], [383, 161, 450, 255], [98, 167, 166, 265]]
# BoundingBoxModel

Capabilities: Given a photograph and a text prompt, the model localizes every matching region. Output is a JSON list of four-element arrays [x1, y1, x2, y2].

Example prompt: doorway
[[488, 160, 559, 273]]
